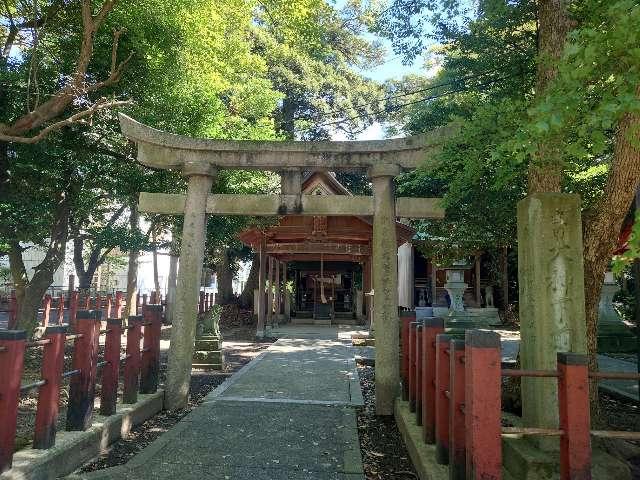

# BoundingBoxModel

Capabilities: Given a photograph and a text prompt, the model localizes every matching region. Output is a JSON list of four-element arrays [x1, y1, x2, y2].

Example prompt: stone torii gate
[[119, 113, 449, 415]]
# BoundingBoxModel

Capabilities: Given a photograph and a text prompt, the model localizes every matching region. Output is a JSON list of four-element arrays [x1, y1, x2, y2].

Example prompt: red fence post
[[449, 339, 466, 480], [435, 333, 451, 465], [42, 294, 52, 328], [83, 294, 90, 310], [415, 323, 424, 425], [123, 315, 142, 404], [558, 352, 591, 480], [66, 310, 101, 431], [409, 321, 418, 412], [57, 295, 65, 324], [140, 305, 163, 394], [100, 318, 123, 416], [115, 291, 124, 319], [33, 325, 67, 449], [105, 294, 113, 319], [465, 330, 502, 480], [0, 330, 26, 473], [69, 291, 79, 332], [400, 311, 415, 401], [8, 291, 17, 329], [422, 317, 444, 444]]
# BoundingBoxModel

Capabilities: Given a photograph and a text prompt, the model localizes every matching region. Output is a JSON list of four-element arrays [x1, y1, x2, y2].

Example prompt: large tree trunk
[[238, 255, 259, 309], [528, 0, 574, 193], [582, 101, 640, 419], [217, 249, 235, 304], [9, 192, 70, 337], [124, 202, 139, 317]]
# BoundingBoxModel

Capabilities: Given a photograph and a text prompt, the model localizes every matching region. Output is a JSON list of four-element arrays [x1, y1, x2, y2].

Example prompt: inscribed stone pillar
[[518, 193, 587, 445], [281, 169, 302, 195], [165, 165, 215, 410], [369, 164, 401, 415], [256, 236, 267, 337]]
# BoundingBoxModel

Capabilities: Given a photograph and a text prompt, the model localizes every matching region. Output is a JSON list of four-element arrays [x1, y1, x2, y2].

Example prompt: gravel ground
[[356, 364, 418, 480]]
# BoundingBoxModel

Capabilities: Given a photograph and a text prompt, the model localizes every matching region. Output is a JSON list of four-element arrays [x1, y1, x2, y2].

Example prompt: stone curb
[[394, 398, 448, 480], [1, 391, 164, 480]]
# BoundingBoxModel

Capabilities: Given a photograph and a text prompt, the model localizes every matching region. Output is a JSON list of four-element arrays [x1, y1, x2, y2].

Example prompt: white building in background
[[0, 244, 254, 300]]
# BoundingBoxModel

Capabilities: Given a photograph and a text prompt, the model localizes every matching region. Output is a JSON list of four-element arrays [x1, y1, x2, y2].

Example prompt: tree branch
[[0, 98, 132, 144]]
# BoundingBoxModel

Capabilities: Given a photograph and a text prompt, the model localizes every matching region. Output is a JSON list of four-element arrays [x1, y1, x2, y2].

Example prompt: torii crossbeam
[[119, 113, 450, 415]]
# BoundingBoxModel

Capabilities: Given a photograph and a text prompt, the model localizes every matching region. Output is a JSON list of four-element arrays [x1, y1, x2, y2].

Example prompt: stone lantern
[[444, 260, 470, 312]]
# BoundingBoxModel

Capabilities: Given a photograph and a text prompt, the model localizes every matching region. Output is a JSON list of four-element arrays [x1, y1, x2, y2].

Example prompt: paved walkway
[[74, 327, 365, 480]]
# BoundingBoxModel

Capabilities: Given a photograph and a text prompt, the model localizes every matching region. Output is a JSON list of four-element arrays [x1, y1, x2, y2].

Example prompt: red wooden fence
[[400, 316, 640, 480], [0, 306, 163, 473]]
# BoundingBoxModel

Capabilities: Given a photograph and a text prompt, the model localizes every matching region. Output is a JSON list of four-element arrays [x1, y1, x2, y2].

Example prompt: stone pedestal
[[517, 193, 587, 449], [444, 268, 467, 313], [192, 309, 224, 371], [192, 336, 224, 370], [598, 272, 636, 353]]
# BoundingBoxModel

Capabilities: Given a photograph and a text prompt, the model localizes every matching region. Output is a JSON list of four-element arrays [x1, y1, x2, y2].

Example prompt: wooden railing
[[0, 305, 163, 473], [399, 311, 640, 480]]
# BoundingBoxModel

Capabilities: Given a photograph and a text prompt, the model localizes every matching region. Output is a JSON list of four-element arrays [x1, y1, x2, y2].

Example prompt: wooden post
[[435, 333, 451, 465], [136, 293, 141, 315], [83, 294, 90, 310], [409, 321, 418, 412], [8, 291, 17, 329], [449, 339, 466, 480], [140, 305, 163, 394], [66, 310, 101, 431], [69, 291, 79, 332], [115, 291, 124, 319], [0, 330, 26, 473], [422, 317, 445, 444], [123, 315, 142, 404], [42, 294, 52, 328], [100, 318, 123, 416], [33, 325, 67, 449], [105, 294, 113, 319], [95, 294, 102, 318], [142, 293, 148, 308], [558, 353, 591, 480], [474, 255, 481, 306], [400, 311, 416, 401], [57, 295, 65, 324], [256, 235, 267, 336], [431, 263, 438, 306], [465, 330, 502, 480], [415, 324, 424, 425]]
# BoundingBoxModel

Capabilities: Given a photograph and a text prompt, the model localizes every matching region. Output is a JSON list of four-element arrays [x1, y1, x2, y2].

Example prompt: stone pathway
[[72, 327, 365, 480]]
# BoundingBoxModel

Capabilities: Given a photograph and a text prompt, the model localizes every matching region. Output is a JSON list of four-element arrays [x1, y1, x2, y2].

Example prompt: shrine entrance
[[238, 170, 414, 326], [119, 113, 449, 415]]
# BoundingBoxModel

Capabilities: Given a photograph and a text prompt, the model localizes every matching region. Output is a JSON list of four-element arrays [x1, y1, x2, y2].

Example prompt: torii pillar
[[370, 164, 401, 415], [165, 164, 215, 410]]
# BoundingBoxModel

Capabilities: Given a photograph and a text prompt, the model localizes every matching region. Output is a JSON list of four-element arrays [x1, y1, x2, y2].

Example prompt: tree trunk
[[528, 0, 574, 194], [582, 100, 640, 420], [10, 192, 70, 337], [501, 246, 509, 312], [238, 254, 259, 309], [217, 249, 235, 304], [124, 202, 139, 317]]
